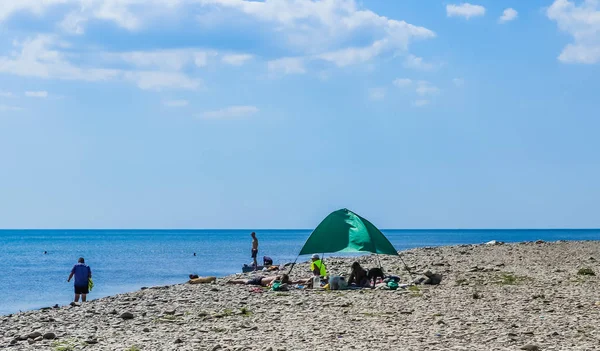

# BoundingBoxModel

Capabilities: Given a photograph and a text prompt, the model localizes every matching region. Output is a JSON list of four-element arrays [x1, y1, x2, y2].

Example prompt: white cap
[[311, 254, 320, 259]]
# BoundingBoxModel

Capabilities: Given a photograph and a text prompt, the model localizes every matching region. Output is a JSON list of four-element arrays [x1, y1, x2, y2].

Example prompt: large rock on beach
[[27, 331, 42, 339], [120, 312, 134, 319], [42, 332, 56, 340]]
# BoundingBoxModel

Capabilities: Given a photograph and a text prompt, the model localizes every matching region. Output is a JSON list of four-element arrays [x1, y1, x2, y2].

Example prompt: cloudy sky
[[1, 0, 599, 229]]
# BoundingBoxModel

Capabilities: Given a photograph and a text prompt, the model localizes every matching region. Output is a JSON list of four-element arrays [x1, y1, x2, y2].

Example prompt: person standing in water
[[251, 232, 259, 270], [67, 257, 92, 302]]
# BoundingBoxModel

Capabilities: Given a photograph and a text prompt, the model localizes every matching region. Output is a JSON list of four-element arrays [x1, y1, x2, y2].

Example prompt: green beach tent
[[299, 208, 398, 256]]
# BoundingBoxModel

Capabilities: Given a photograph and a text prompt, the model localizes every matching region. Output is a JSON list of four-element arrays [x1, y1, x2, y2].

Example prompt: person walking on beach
[[67, 257, 92, 302], [251, 232, 259, 270]]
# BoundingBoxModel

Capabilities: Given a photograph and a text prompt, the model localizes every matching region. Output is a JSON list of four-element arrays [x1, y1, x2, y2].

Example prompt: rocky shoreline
[[2, 240, 600, 350]]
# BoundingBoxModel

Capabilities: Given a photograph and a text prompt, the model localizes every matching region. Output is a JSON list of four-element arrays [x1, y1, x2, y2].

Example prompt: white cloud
[[317, 40, 387, 67], [163, 99, 189, 107], [453, 78, 465, 87], [0, 91, 15, 98], [393, 78, 412, 88], [0, 0, 436, 69], [59, 11, 88, 35], [547, 0, 600, 64], [368, 88, 386, 101], [499, 8, 518, 23], [119, 50, 189, 71], [0, 0, 68, 23], [0, 35, 200, 91], [558, 44, 600, 63], [25, 91, 48, 98], [394, 79, 440, 97], [0, 35, 120, 81], [0, 0, 183, 32], [221, 54, 253, 66], [200, 105, 259, 119], [93, 0, 142, 30], [0, 1, 438, 88], [1, 0, 436, 77], [124, 71, 201, 91], [403, 54, 437, 71], [267, 57, 306, 75], [114, 49, 250, 70], [114, 49, 218, 70], [415, 81, 439, 96], [200, 0, 435, 68], [0, 104, 23, 112], [413, 99, 429, 107], [446, 3, 486, 19], [194, 52, 216, 67]]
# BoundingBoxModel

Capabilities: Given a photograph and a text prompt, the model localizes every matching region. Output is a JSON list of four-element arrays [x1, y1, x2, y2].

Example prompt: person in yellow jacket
[[310, 254, 327, 277]]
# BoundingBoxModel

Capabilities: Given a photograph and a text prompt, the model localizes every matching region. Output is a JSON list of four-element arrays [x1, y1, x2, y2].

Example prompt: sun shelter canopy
[[299, 208, 398, 256]]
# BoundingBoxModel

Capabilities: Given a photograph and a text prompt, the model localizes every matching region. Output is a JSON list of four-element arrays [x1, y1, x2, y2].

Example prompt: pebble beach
[[2, 240, 600, 351]]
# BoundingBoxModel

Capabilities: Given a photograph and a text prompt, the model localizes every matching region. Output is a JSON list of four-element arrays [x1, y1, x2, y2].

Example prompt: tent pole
[[287, 255, 300, 276], [321, 252, 325, 280], [398, 252, 415, 281], [376, 254, 386, 277]]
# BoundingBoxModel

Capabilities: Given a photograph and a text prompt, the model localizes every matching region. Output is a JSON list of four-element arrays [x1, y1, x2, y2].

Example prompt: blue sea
[[1, 229, 599, 315]]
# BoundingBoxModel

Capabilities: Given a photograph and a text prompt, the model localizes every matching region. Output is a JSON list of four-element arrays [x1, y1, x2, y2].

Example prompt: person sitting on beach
[[67, 257, 92, 303], [348, 262, 369, 287], [310, 254, 327, 277]]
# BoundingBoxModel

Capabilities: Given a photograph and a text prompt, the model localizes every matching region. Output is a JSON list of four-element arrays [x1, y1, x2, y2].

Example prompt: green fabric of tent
[[299, 208, 398, 256]]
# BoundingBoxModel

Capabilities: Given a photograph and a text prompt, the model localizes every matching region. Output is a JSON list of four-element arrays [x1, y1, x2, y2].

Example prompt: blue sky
[[1, 0, 599, 229]]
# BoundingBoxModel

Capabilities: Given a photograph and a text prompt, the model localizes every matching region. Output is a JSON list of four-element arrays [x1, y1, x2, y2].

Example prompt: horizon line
[[1, 228, 600, 231]]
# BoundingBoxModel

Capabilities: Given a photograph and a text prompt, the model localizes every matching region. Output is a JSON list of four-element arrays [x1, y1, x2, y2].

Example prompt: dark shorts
[[74, 285, 89, 294], [251, 249, 258, 259], [247, 276, 263, 286]]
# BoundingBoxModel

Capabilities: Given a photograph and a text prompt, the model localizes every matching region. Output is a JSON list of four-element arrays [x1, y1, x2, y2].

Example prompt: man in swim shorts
[[67, 257, 92, 302], [251, 232, 259, 270]]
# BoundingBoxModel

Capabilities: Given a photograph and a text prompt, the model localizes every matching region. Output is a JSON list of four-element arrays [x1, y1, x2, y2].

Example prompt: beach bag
[[387, 281, 398, 290], [271, 282, 288, 291], [88, 278, 94, 292], [329, 276, 347, 290]]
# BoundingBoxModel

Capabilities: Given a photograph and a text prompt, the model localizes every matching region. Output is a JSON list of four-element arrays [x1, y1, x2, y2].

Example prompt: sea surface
[[1, 229, 599, 315]]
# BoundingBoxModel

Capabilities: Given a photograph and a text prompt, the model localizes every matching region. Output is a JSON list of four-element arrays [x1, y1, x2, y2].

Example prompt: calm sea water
[[1, 229, 599, 315]]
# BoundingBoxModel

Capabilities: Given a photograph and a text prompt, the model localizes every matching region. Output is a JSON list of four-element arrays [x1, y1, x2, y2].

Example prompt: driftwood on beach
[[2, 241, 600, 350]]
